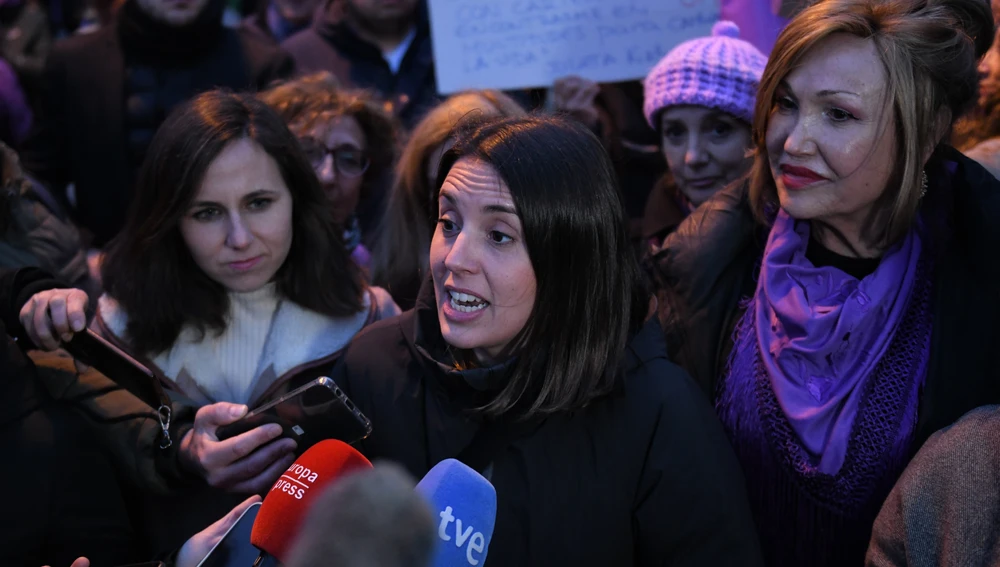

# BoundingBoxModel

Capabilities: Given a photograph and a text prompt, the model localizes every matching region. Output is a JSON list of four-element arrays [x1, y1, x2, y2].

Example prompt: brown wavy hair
[[748, 0, 993, 251], [101, 90, 366, 355], [258, 72, 399, 204]]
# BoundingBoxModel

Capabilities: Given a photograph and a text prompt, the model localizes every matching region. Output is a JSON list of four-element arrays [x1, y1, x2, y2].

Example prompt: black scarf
[[117, 0, 226, 66]]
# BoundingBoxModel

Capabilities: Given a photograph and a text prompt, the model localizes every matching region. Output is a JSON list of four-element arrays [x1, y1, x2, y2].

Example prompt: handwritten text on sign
[[428, 0, 721, 94]]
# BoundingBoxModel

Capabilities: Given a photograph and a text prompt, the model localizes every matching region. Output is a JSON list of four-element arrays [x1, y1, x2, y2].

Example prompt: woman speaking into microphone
[[330, 115, 762, 565]]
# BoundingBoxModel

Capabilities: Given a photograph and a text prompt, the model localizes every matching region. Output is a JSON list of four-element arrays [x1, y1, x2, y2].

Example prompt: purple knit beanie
[[643, 21, 767, 129]]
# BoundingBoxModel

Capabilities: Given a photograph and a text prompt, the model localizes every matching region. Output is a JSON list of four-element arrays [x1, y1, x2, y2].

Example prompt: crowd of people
[[2, 0, 1000, 565]]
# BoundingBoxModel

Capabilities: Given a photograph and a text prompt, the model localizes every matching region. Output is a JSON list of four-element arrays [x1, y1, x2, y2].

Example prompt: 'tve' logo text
[[437, 506, 486, 566]]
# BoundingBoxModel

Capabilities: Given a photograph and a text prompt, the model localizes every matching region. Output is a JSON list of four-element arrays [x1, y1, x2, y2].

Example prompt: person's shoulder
[[346, 307, 412, 365], [280, 26, 325, 53], [230, 25, 291, 69], [624, 349, 709, 412], [352, 308, 409, 343], [889, 405, 1000, 510], [662, 178, 757, 276], [50, 25, 115, 59], [367, 285, 402, 321], [944, 146, 1000, 274], [918, 404, 1000, 461], [338, 310, 415, 393], [620, 319, 709, 409], [233, 23, 280, 52]]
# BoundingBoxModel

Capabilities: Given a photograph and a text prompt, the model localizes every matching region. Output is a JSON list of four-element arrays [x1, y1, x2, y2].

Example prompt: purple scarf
[[755, 210, 922, 474]]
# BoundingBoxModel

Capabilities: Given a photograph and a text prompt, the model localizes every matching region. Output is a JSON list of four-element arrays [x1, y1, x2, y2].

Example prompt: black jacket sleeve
[[0, 266, 67, 346]]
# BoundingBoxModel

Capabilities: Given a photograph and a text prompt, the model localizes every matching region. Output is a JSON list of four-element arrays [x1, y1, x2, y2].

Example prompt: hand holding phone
[[180, 402, 298, 493], [216, 377, 372, 451]]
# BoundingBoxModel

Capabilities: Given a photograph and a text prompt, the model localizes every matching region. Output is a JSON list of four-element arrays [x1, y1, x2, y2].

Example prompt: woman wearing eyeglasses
[[259, 72, 399, 271]]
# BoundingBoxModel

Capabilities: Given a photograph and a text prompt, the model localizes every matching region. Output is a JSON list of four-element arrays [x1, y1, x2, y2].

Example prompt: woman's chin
[[439, 326, 481, 351]]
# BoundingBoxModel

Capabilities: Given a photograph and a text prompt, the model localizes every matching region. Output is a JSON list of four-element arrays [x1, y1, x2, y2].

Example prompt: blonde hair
[[749, 0, 992, 250], [370, 91, 526, 300]]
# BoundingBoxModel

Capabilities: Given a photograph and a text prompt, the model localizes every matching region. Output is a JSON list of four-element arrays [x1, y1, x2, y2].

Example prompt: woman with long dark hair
[[20, 89, 399, 552], [330, 114, 763, 565]]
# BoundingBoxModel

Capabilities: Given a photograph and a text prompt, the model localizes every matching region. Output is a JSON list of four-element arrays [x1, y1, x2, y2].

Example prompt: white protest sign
[[428, 0, 721, 94]]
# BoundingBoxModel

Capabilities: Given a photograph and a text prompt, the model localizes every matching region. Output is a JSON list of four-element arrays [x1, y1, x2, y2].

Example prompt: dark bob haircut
[[101, 90, 366, 355], [436, 115, 650, 418]]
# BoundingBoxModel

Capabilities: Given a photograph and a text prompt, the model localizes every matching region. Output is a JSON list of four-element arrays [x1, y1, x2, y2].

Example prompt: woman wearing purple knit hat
[[640, 21, 766, 244], [649, 0, 1000, 565]]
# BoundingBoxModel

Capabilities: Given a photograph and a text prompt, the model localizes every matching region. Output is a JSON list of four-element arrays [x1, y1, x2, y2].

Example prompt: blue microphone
[[414, 459, 497, 567]]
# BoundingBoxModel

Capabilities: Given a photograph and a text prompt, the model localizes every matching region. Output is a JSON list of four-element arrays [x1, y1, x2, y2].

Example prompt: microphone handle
[[253, 551, 282, 567]]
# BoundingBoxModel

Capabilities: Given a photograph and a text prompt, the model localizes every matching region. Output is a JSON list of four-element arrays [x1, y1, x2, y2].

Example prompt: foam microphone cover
[[415, 459, 497, 567], [250, 439, 372, 562], [284, 463, 437, 567]]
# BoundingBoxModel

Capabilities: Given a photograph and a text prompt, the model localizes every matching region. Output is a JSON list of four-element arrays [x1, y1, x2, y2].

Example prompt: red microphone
[[250, 439, 372, 563]]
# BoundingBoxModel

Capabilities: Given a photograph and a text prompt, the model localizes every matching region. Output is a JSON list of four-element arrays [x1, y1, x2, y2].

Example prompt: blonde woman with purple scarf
[[649, 0, 1000, 566]]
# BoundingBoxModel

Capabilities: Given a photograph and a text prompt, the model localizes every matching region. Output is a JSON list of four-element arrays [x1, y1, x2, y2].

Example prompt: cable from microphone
[[283, 462, 437, 567], [415, 459, 497, 567], [249, 439, 373, 563]]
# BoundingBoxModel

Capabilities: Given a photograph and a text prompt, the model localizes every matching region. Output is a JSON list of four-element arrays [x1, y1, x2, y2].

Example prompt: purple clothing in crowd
[[720, 0, 789, 55], [0, 59, 31, 147]]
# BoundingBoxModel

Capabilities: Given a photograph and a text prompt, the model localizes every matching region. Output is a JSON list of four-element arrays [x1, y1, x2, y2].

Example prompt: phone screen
[[196, 502, 263, 567]]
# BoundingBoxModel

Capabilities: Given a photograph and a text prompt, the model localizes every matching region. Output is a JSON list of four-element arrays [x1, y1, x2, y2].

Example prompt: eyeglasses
[[299, 138, 370, 178]]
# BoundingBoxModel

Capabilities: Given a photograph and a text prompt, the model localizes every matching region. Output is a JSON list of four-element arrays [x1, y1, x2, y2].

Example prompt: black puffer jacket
[[0, 142, 97, 297], [0, 268, 197, 567], [330, 282, 764, 566]]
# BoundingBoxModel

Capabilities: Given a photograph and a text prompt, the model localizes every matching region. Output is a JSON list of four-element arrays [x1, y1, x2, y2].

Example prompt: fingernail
[[266, 424, 283, 438], [61, 333, 73, 343], [231, 405, 247, 418]]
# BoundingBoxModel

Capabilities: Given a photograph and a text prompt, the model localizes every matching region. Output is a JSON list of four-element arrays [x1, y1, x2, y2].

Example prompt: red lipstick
[[779, 164, 827, 190]]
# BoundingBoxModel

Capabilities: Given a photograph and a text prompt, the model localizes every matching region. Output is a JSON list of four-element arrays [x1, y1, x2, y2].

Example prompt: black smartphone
[[216, 377, 372, 451], [63, 328, 164, 410], [196, 501, 263, 567]]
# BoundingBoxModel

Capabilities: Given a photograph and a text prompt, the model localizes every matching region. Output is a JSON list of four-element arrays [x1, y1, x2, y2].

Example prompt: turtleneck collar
[[117, 0, 226, 66], [230, 281, 278, 300]]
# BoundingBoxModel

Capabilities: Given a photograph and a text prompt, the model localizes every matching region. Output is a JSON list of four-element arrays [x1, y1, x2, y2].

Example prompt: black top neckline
[[806, 237, 881, 280]]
